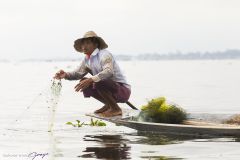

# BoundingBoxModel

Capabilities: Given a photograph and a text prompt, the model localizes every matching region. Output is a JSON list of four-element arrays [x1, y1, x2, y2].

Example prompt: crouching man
[[54, 31, 131, 117]]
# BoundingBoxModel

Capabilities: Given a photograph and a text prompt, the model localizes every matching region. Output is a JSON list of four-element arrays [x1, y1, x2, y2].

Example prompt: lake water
[[0, 60, 240, 160]]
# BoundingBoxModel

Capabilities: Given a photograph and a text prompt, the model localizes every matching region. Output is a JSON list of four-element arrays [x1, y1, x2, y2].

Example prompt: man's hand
[[54, 70, 67, 80], [75, 78, 93, 92]]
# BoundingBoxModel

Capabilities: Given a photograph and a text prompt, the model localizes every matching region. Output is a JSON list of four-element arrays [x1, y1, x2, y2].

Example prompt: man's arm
[[91, 52, 114, 82], [65, 60, 88, 80]]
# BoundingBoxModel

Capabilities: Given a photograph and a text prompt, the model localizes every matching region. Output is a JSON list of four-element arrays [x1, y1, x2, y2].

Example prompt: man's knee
[[95, 79, 118, 91]]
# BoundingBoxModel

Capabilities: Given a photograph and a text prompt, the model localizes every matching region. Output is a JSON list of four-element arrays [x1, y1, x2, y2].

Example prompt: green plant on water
[[90, 118, 106, 126], [139, 97, 187, 124], [66, 120, 85, 128], [66, 118, 106, 128]]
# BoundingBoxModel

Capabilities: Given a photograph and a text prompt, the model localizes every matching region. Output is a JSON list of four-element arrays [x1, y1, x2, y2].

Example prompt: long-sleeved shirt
[[65, 48, 131, 89]]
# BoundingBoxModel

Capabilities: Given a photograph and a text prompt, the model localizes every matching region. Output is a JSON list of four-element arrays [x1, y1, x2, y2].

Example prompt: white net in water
[[47, 79, 62, 132], [5, 79, 63, 132]]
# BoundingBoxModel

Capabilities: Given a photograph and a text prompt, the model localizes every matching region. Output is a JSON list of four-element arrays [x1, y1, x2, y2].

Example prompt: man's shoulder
[[99, 49, 111, 55], [98, 49, 113, 58]]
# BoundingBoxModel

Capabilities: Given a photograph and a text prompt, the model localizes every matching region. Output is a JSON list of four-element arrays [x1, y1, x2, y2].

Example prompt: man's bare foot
[[94, 105, 110, 114], [100, 109, 122, 117]]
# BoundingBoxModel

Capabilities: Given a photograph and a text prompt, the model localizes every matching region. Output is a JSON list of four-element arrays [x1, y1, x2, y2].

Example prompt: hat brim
[[74, 36, 108, 52]]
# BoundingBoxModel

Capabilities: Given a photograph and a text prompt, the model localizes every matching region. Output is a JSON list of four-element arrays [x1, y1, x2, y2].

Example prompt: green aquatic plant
[[66, 118, 106, 128], [66, 120, 85, 127], [139, 97, 187, 124], [90, 118, 107, 126]]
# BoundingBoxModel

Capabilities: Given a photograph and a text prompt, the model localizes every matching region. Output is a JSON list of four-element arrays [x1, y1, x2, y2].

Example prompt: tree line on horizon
[[1, 49, 240, 62], [115, 49, 240, 60]]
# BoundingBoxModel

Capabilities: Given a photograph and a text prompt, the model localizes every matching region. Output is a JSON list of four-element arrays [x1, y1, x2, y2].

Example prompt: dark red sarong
[[82, 79, 131, 103]]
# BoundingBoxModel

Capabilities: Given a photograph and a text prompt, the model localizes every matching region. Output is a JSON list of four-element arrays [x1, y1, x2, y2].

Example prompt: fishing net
[[47, 79, 62, 132], [5, 79, 62, 132]]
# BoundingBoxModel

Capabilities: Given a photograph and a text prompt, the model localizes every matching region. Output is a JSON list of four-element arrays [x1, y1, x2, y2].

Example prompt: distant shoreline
[[2, 59, 240, 63], [2, 49, 240, 62]]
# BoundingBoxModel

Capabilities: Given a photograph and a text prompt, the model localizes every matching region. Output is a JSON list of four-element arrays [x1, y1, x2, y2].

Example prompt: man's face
[[81, 39, 97, 54]]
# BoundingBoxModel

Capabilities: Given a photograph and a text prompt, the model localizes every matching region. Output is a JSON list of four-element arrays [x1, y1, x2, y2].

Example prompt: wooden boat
[[86, 112, 240, 137]]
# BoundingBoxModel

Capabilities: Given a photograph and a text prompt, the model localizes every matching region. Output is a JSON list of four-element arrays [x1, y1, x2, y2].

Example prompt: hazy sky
[[0, 0, 240, 59]]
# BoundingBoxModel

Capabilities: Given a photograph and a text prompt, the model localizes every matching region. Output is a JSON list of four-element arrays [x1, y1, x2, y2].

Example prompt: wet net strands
[[4, 79, 62, 133], [48, 79, 62, 132]]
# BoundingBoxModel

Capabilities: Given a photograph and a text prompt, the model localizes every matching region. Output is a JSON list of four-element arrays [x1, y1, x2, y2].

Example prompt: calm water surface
[[0, 60, 240, 160]]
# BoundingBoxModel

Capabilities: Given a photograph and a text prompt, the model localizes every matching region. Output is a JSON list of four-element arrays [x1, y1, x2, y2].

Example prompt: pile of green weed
[[139, 97, 187, 124]]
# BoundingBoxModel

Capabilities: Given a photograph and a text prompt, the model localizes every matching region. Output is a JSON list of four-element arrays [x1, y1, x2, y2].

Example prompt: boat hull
[[86, 113, 240, 136]]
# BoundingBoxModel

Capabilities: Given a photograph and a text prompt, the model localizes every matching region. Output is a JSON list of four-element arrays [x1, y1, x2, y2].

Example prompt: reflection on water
[[78, 133, 189, 159], [140, 156, 183, 160], [128, 132, 220, 146], [130, 132, 186, 146], [234, 137, 240, 142], [77, 132, 240, 159], [80, 134, 131, 159]]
